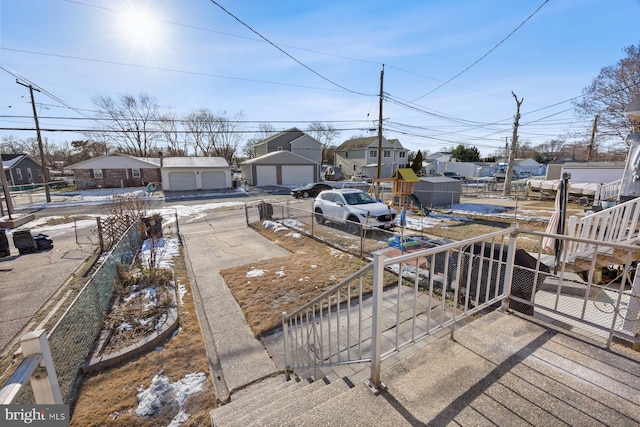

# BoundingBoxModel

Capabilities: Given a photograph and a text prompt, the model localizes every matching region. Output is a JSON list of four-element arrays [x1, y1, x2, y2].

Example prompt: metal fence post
[[21, 330, 62, 404], [367, 250, 387, 394], [96, 217, 104, 252], [501, 223, 518, 312], [282, 312, 290, 380]]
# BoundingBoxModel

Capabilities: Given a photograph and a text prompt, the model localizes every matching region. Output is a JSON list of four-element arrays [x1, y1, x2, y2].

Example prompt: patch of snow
[[285, 232, 302, 238], [273, 227, 288, 233], [246, 269, 265, 277], [119, 322, 133, 332], [310, 265, 317, 269], [136, 372, 206, 418], [168, 410, 190, 427], [177, 283, 187, 304], [139, 238, 181, 269]]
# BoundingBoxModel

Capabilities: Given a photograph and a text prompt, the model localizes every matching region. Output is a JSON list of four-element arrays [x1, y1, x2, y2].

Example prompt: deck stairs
[[565, 195, 640, 270]]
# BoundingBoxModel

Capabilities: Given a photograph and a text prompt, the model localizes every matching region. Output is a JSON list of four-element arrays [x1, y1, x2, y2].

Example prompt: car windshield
[[302, 183, 315, 189], [343, 192, 377, 205]]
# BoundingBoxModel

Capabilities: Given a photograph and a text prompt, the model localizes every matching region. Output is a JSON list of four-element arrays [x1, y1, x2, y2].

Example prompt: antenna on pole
[[376, 65, 384, 198], [503, 92, 523, 197]]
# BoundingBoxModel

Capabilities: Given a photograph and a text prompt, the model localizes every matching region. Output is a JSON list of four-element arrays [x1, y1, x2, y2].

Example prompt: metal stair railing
[[282, 227, 517, 392]]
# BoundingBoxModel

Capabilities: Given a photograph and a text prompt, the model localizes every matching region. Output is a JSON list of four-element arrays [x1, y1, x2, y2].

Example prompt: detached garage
[[241, 151, 319, 186], [160, 157, 231, 191]]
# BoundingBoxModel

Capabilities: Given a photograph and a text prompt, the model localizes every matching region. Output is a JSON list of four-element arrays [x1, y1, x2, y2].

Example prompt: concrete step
[[211, 375, 307, 426], [248, 377, 352, 427]]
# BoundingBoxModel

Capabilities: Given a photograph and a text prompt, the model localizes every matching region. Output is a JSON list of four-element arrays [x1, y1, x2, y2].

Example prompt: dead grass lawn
[[221, 225, 369, 337], [71, 247, 215, 426]]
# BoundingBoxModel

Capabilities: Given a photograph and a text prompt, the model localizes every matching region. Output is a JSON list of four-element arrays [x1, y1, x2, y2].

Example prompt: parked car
[[290, 182, 333, 199], [324, 166, 344, 181], [351, 173, 373, 183], [517, 171, 531, 178], [313, 189, 396, 233], [439, 172, 464, 180]]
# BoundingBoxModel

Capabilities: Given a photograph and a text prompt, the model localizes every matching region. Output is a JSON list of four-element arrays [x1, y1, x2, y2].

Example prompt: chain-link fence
[[42, 220, 141, 403], [246, 199, 413, 258]]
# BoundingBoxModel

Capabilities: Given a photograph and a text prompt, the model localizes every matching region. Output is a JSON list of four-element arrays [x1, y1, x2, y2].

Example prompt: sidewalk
[[180, 213, 290, 402]]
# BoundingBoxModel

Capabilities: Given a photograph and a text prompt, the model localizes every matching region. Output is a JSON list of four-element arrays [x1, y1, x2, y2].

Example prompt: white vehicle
[[313, 189, 396, 233]]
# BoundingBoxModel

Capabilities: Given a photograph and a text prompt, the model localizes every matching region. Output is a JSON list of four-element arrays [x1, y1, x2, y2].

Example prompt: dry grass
[[221, 225, 370, 337], [70, 247, 215, 427]]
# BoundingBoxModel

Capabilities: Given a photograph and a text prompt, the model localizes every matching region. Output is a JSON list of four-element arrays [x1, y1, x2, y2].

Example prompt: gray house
[[241, 151, 319, 186], [253, 128, 322, 165], [2, 153, 48, 187], [334, 136, 408, 179]]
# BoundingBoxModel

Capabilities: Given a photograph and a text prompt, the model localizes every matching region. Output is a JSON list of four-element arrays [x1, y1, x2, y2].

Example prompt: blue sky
[[1, 0, 639, 157]]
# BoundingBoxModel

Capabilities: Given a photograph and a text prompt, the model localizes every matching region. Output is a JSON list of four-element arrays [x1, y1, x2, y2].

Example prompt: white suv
[[313, 189, 396, 233]]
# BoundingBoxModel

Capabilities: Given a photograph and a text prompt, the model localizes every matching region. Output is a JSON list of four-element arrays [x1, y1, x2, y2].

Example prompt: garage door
[[168, 172, 196, 191], [281, 165, 314, 185], [202, 171, 226, 189], [256, 166, 277, 186]]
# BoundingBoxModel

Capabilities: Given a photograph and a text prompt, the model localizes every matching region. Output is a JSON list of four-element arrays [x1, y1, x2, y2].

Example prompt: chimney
[[158, 150, 163, 168]]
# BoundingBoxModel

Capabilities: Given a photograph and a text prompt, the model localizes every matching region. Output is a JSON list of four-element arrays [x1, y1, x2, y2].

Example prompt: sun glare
[[117, 4, 162, 49]]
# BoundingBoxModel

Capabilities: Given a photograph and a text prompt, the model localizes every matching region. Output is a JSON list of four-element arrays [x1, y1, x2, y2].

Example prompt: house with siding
[[334, 136, 407, 179], [1, 153, 48, 186], [253, 128, 322, 165]]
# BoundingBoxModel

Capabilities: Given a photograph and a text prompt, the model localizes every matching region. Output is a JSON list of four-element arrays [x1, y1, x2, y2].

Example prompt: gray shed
[[413, 177, 461, 208]]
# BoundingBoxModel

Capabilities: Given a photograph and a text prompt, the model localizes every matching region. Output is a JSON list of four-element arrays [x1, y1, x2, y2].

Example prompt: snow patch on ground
[[246, 268, 265, 277], [136, 372, 206, 423]]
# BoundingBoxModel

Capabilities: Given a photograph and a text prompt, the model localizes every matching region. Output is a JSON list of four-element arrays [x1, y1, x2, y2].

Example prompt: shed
[[413, 176, 461, 208], [161, 157, 231, 191], [240, 151, 319, 186]]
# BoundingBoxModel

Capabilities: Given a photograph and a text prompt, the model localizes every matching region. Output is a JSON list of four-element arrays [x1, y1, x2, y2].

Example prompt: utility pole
[[503, 92, 523, 197], [376, 65, 384, 198], [16, 80, 51, 203], [586, 114, 599, 162]]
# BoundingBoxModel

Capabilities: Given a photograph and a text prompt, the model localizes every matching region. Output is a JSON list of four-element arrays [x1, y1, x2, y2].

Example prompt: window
[[93, 169, 103, 179], [369, 150, 378, 158], [277, 146, 284, 151], [132, 168, 141, 178], [16, 168, 22, 180], [383, 150, 391, 158], [27, 168, 33, 180], [399, 151, 406, 158]]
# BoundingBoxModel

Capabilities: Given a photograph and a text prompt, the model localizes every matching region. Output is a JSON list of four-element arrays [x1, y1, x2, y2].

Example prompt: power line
[[0, 48, 351, 94], [207, 0, 375, 97], [412, 0, 550, 102]]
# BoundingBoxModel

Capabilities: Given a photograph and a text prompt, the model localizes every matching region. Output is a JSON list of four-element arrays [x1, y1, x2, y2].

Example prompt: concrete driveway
[[0, 223, 96, 355]]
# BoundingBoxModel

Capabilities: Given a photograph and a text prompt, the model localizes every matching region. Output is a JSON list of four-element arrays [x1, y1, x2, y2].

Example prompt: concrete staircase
[[210, 310, 640, 426], [210, 373, 355, 427]]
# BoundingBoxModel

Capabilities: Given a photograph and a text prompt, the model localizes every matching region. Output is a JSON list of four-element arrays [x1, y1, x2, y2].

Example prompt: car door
[[330, 192, 349, 222]]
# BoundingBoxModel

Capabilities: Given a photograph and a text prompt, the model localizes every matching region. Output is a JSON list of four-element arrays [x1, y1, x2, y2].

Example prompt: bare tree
[[91, 93, 161, 157], [307, 121, 339, 164], [158, 112, 189, 156], [242, 123, 276, 159], [574, 43, 640, 145], [211, 111, 245, 165]]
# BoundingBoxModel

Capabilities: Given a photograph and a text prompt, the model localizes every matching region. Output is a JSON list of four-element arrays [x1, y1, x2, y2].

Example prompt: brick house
[[68, 153, 161, 190]]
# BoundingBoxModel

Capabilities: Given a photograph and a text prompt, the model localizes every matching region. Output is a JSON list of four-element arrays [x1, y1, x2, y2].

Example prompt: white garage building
[[161, 157, 231, 191], [240, 151, 319, 186]]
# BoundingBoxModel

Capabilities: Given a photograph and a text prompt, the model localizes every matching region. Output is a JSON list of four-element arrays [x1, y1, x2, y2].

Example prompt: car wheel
[[315, 209, 325, 224], [302, 191, 309, 199], [346, 216, 360, 235]]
